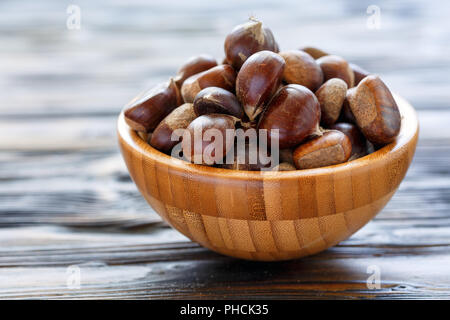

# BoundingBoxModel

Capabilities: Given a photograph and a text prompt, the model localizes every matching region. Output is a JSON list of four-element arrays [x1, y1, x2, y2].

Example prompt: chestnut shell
[[258, 84, 321, 149]]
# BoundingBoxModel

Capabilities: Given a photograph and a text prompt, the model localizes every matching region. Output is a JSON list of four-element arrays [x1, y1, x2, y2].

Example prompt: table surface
[[1, 0, 449, 299]]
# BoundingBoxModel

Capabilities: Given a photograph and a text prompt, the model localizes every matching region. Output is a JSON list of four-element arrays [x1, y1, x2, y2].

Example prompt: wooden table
[[0, 0, 449, 299]]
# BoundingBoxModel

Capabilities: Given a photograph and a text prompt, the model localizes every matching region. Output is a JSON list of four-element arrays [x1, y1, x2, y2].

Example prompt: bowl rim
[[117, 94, 419, 181]]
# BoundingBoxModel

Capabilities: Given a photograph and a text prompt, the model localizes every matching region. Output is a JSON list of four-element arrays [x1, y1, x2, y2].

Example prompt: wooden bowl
[[118, 95, 418, 261]]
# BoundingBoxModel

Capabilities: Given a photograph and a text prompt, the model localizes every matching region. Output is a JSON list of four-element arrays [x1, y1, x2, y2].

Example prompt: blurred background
[[1, 0, 449, 227]]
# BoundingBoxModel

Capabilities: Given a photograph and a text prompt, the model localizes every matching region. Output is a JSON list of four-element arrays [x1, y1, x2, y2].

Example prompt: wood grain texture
[[118, 97, 418, 261], [1, 0, 449, 299]]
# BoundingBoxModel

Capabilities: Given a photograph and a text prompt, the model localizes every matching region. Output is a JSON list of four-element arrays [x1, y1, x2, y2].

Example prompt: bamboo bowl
[[118, 95, 418, 261]]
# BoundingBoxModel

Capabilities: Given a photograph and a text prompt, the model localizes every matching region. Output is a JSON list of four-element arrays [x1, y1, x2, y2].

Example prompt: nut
[[150, 103, 196, 154], [193, 87, 244, 119], [271, 162, 296, 171], [329, 122, 366, 159], [224, 18, 279, 70], [174, 55, 218, 88], [316, 55, 355, 88], [279, 148, 294, 165], [181, 64, 236, 103], [315, 78, 348, 126], [293, 130, 352, 169], [299, 46, 329, 59], [182, 114, 236, 165], [217, 142, 272, 171], [236, 50, 285, 121], [258, 84, 321, 149], [349, 63, 370, 86], [348, 75, 401, 145], [279, 50, 323, 91], [124, 78, 182, 133]]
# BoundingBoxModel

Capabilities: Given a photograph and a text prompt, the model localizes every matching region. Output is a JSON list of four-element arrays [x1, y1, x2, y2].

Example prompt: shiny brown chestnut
[[279, 148, 294, 165], [182, 114, 236, 165], [193, 87, 244, 119], [348, 75, 401, 145], [299, 46, 329, 59], [174, 55, 218, 88], [124, 79, 182, 133], [137, 131, 152, 143], [258, 84, 321, 149], [315, 78, 347, 126], [271, 162, 296, 171], [329, 122, 366, 159], [316, 55, 355, 88], [349, 63, 370, 86], [224, 18, 279, 70], [279, 50, 323, 91], [181, 64, 236, 103], [293, 130, 352, 169], [236, 50, 285, 121], [150, 103, 196, 154]]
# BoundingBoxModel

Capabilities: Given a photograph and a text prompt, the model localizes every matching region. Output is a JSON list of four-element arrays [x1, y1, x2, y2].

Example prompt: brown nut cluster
[[124, 18, 401, 171]]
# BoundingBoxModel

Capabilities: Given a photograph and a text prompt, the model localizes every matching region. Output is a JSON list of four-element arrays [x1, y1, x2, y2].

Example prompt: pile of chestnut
[[124, 18, 401, 171]]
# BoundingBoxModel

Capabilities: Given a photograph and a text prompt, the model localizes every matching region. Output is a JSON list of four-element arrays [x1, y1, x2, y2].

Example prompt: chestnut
[[350, 63, 370, 86], [137, 131, 152, 143], [315, 78, 347, 126], [279, 50, 323, 91], [124, 79, 182, 133], [299, 46, 329, 59], [329, 122, 366, 159], [150, 103, 196, 154], [174, 54, 218, 88], [272, 162, 296, 171], [348, 75, 401, 145], [182, 114, 236, 165], [293, 130, 352, 169], [224, 18, 279, 70], [181, 64, 236, 103], [279, 148, 294, 165], [258, 84, 321, 149], [193, 87, 244, 119], [236, 50, 285, 122], [316, 55, 355, 88]]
